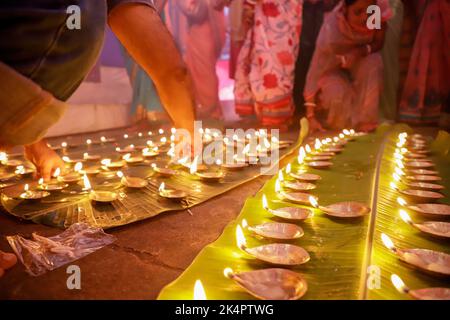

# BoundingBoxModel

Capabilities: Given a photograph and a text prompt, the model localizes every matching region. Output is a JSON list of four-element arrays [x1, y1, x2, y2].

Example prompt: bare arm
[[108, 3, 196, 136]]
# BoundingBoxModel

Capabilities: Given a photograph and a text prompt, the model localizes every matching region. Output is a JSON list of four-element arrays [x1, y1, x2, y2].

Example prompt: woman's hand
[[0, 250, 17, 278], [24, 139, 65, 181], [242, 3, 255, 34]]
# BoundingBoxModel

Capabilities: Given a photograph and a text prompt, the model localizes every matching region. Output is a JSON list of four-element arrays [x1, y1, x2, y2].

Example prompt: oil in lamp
[[83, 152, 101, 161], [58, 162, 83, 184], [309, 196, 370, 218], [123, 153, 144, 165], [37, 173, 68, 191], [223, 267, 307, 300], [152, 164, 178, 177], [101, 158, 125, 171], [14, 165, 35, 177], [87, 174, 118, 203], [391, 274, 450, 300], [262, 194, 312, 221], [241, 219, 303, 240], [278, 170, 315, 192], [381, 233, 450, 276], [399, 210, 450, 239], [142, 147, 159, 158], [235, 225, 310, 266]]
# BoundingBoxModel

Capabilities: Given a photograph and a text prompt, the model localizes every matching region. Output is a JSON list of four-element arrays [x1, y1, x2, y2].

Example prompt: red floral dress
[[234, 0, 303, 126]]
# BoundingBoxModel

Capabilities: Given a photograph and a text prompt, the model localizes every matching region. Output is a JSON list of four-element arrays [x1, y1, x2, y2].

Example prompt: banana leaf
[[158, 124, 450, 300]]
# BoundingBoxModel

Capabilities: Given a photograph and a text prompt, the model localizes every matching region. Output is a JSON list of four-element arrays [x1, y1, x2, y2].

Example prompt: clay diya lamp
[[142, 148, 159, 158], [391, 274, 450, 300], [0, 172, 16, 181], [307, 161, 333, 169], [242, 219, 304, 240], [153, 166, 178, 177], [221, 162, 248, 170], [79, 167, 101, 176], [62, 156, 86, 165], [117, 171, 148, 189], [36, 178, 68, 192], [3, 159, 23, 167], [323, 146, 343, 153], [115, 145, 136, 154], [405, 153, 427, 160], [195, 170, 225, 182], [408, 203, 450, 218], [262, 194, 312, 221], [123, 153, 144, 165], [89, 190, 118, 203], [57, 172, 82, 184], [236, 225, 310, 266], [282, 181, 316, 192], [83, 153, 101, 162], [400, 210, 450, 239], [381, 233, 450, 276], [306, 155, 333, 162], [400, 189, 444, 202], [405, 157, 433, 163], [289, 172, 321, 183], [404, 181, 444, 192], [406, 175, 441, 182], [14, 165, 35, 178], [158, 182, 187, 200], [405, 161, 434, 169], [408, 169, 439, 175], [18, 184, 50, 201], [310, 197, 370, 218], [101, 159, 125, 171], [223, 267, 308, 300]]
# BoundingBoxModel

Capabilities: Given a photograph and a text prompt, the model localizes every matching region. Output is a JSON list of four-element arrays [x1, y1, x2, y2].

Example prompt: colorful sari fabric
[[234, 0, 303, 126], [398, 0, 450, 124], [176, 0, 226, 118], [304, 1, 392, 130]]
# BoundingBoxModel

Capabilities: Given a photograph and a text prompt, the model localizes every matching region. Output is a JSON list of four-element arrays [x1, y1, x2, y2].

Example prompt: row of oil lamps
[[382, 132, 450, 300], [192, 129, 376, 300], [0, 128, 292, 204]]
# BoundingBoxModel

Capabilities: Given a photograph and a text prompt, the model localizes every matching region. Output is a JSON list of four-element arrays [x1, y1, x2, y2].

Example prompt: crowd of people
[[0, 0, 449, 277]]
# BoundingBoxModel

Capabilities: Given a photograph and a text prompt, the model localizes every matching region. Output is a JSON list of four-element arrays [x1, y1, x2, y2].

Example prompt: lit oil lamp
[[262, 194, 312, 221], [306, 155, 333, 162], [399, 188, 444, 202], [3, 159, 23, 167], [0, 171, 16, 181], [287, 164, 321, 183], [408, 203, 450, 218], [190, 157, 224, 181], [381, 233, 450, 276], [404, 181, 444, 191], [62, 156, 85, 164], [400, 209, 450, 239], [406, 175, 441, 182], [83, 152, 101, 161], [101, 158, 125, 171], [58, 162, 83, 184], [142, 147, 159, 158], [391, 274, 450, 300], [408, 169, 439, 175], [14, 165, 35, 177], [117, 171, 148, 189], [223, 267, 307, 300], [405, 161, 434, 169], [220, 159, 248, 170], [158, 182, 187, 200], [19, 183, 50, 200], [123, 153, 144, 165], [241, 219, 303, 240], [309, 196, 370, 218], [307, 160, 332, 169], [193, 280, 207, 300], [116, 145, 135, 154], [404, 153, 427, 160], [87, 174, 118, 203], [79, 167, 101, 176], [100, 136, 115, 144], [152, 164, 178, 177], [278, 170, 315, 192], [235, 225, 310, 266], [36, 176, 68, 192], [275, 179, 317, 205]]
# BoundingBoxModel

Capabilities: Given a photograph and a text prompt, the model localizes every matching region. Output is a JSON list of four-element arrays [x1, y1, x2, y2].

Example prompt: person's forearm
[[108, 3, 196, 135]]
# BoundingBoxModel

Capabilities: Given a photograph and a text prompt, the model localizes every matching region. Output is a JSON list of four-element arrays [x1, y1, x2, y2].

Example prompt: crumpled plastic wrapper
[[6, 223, 116, 276]]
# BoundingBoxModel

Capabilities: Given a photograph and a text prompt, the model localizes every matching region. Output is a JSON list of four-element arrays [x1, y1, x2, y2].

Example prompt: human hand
[[0, 250, 17, 278], [24, 139, 65, 181], [243, 3, 255, 34]]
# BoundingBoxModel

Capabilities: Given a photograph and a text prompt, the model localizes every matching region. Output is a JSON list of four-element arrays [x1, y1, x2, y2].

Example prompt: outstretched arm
[[109, 3, 196, 136]]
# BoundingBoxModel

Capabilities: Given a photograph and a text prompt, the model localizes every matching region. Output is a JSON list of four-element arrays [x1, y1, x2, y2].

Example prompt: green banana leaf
[[158, 124, 450, 300]]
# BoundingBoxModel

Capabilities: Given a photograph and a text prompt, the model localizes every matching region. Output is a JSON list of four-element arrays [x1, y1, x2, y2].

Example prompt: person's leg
[[251, 0, 303, 127], [352, 53, 383, 131]]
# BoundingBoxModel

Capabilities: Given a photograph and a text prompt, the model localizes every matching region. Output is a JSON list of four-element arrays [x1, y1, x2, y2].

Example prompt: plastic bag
[[6, 223, 116, 276]]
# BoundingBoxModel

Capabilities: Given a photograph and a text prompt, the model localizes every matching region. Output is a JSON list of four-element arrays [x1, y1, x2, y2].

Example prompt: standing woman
[[176, 0, 226, 119], [304, 0, 392, 132], [398, 0, 450, 125], [234, 0, 303, 129]]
